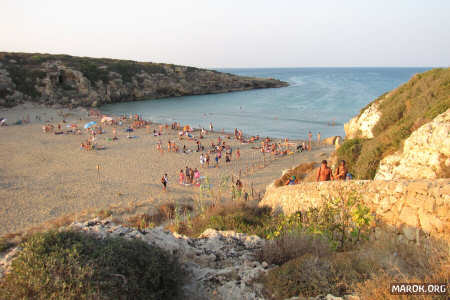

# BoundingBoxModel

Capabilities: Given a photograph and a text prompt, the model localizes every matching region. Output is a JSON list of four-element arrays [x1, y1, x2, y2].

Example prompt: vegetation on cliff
[[338, 68, 450, 179], [0, 231, 182, 300], [0, 52, 288, 107]]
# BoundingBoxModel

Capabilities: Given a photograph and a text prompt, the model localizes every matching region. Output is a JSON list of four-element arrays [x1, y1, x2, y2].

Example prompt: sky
[[1, 0, 449, 68]]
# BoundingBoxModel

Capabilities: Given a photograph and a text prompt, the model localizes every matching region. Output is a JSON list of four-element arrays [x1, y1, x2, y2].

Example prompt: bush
[[0, 230, 183, 300], [5, 65, 45, 97], [338, 68, 450, 179]]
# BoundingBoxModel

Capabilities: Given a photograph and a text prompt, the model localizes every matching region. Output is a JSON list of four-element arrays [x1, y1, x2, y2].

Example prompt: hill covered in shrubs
[[0, 52, 288, 107]]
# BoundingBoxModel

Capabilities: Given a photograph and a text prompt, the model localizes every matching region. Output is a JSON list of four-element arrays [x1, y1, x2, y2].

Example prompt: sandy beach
[[0, 103, 333, 235]]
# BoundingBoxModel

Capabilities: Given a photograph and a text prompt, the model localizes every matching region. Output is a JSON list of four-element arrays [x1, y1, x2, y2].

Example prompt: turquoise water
[[100, 67, 430, 139]]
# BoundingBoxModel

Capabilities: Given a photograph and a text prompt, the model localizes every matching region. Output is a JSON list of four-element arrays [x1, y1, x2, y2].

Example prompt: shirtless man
[[317, 132, 321, 145], [317, 160, 333, 181]]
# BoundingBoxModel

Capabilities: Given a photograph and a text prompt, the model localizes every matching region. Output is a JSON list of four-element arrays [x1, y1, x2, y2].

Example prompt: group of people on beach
[[179, 166, 201, 185]]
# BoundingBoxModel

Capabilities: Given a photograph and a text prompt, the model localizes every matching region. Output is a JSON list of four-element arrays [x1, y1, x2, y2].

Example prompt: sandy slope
[[0, 103, 332, 234]]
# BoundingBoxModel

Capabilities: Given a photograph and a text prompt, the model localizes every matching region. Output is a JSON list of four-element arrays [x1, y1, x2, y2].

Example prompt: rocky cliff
[[337, 68, 450, 179], [0, 52, 288, 108], [375, 109, 450, 180]]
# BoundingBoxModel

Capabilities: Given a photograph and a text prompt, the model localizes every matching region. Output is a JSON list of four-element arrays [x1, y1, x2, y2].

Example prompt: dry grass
[[257, 232, 332, 265], [261, 235, 449, 299], [125, 203, 193, 230], [169, 200, 273, 237]]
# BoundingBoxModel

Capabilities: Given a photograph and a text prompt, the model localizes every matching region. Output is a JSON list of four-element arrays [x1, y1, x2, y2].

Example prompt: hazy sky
[[1, 0, 449, 68]]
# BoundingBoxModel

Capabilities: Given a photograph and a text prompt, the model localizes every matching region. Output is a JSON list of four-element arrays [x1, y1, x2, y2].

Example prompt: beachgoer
[[215, 154, 219, 168], [185, 166, 191, 183], [161, 174, 168, 191], [194, 168, 200, 184], [285, 175, 296, 185], [317, 132, 321, 145], [335, 160, 348, 180], [308, 131, 312, 151], [317, 160, 333, 181], [179, 170, 185, 184], [236, 148, 240, 160], [209, 122, 213, 132], [190, 168, 194, 184], [200, 153, 205, 167]]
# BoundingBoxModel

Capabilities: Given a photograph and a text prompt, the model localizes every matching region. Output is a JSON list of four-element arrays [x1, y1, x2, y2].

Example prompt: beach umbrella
[[84, 121, 97, 129]]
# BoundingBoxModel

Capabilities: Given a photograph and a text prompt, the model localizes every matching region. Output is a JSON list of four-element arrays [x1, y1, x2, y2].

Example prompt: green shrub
[[77, 60, 109, 83], [338, 68, 450, 179], [0, 230, 183, 300], [6, 65, 45, 97]]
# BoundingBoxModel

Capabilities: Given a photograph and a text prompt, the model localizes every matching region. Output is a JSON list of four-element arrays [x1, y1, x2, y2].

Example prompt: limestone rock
[[344, 101, 383, 139], [375, 109, 450, 180]]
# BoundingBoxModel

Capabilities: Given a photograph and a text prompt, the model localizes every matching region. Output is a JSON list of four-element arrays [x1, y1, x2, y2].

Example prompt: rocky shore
[[0, 52, 288, 108]]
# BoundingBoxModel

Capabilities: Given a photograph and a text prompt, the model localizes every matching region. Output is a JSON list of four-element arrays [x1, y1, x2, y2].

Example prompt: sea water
[[100, 67, 430, 140]]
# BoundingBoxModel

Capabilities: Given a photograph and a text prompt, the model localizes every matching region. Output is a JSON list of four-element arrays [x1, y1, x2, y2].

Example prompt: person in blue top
[[285, 175, 297, 185]]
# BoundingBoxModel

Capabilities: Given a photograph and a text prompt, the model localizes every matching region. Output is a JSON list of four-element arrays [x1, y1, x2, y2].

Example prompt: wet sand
[[0, 103, 333, 234]]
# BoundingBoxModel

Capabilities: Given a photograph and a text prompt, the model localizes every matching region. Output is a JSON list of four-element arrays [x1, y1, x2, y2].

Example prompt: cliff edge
[[0, 52, 288, 108]]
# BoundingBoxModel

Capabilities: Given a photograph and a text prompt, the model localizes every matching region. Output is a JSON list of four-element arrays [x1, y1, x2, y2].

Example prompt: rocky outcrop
[[0, 219, 269, 299], [261, 179, 450, 243], [375, 109, 450, 180], [0, 52, 288, 108], [344, 101, 382, 139]]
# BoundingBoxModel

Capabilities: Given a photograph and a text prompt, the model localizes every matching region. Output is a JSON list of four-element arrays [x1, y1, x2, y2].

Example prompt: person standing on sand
[[200, 153, 205, 168], [206, 153, 210, 168], [317, 160, 333, 181], [179, 170, 185, 184], [161, 174, 168, 191], [236, 148, 241, 160], [215, 154, 220, 168], [317, 132, 321, 145], [190, 168, 195, 184], [308, 131, 312, 151], [194, 168, 200, 184], [210, 122, 213, 132], [185, 166, 191, 183], [112, 128, 117, 140]]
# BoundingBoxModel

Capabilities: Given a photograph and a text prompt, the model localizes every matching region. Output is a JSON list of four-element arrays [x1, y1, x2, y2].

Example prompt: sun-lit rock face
[[344, 101, 382, 139], [375, 109, 450, 180]]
